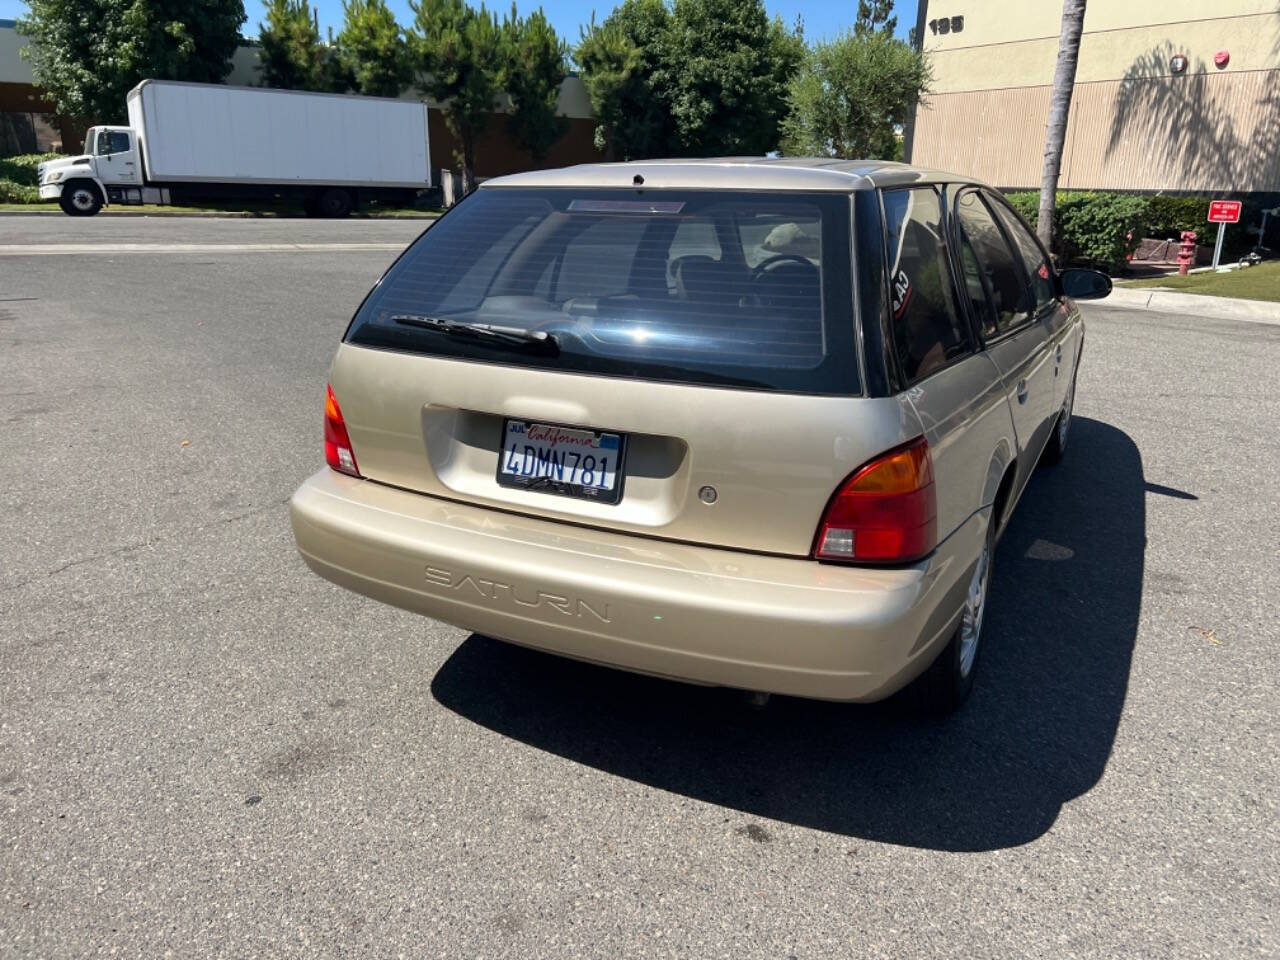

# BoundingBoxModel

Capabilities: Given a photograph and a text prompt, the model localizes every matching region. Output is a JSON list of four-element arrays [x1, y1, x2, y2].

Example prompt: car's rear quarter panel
[[905, 353, 1019, 539]]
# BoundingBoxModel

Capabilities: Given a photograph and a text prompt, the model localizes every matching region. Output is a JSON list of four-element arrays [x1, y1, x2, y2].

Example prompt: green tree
[[780, 30, 930, 160], [663, 0, 804, 155], [17, 0, 246, 122], [336, 0, 412, 98], [411, 0, 504, 191], [499, 5, 568, 162], [576, 0, 801, 159], [854, 0, 897, 36], [574, 0, 673, 158], [258, 0, 343, 92]]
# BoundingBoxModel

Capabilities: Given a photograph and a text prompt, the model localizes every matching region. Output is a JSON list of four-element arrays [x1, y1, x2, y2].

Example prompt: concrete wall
[[911, 1, 1280, 192]]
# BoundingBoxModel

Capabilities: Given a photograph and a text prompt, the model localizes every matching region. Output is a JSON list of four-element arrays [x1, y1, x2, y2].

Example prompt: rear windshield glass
[[346, 188, 859, 394]]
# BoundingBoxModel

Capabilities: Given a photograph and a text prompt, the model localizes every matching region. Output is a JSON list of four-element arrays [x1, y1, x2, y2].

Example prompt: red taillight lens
[[813, 437, 937, 563], [324, 384, 360, 477]]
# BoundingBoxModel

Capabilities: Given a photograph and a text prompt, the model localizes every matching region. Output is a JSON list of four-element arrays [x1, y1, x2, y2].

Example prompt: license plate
[[497, 419, 627, 504]]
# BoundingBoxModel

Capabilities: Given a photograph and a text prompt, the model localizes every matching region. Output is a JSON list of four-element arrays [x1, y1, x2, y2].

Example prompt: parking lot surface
[[2, 218, 1277, 958]]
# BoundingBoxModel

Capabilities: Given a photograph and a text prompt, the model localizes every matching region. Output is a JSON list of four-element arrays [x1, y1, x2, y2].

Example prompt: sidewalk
[[1103, 286, 1280, 326]]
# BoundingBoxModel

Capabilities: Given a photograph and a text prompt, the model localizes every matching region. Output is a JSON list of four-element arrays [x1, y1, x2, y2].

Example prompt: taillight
[[813, 437, 937, 563], [324, 384, 361, 477]]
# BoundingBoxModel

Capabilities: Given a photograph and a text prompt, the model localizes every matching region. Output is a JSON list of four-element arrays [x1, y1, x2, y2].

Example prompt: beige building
[[907, 1, 1280, 194]]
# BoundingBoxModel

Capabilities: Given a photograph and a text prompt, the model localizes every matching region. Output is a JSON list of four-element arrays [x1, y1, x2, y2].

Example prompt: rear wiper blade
[[391, 314, 557, 353]]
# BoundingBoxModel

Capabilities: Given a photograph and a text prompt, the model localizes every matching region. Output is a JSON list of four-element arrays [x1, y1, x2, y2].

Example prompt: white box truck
[[38, 80, 432, 217]]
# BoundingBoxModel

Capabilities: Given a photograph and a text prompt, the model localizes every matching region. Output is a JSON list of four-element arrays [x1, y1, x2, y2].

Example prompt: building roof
[[482, 157, 980, 192]]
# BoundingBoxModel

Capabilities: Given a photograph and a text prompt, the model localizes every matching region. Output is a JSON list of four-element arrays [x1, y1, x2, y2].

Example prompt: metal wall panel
[[911, 69, 1280, 192]]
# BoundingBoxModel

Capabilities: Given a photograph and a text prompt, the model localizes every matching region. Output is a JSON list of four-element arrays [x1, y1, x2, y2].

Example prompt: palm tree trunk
[[1038, 0, 1087, 251]]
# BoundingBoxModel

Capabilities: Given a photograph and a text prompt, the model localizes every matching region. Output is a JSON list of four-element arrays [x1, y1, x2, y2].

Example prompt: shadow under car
[[430, 417, 1145, 852]]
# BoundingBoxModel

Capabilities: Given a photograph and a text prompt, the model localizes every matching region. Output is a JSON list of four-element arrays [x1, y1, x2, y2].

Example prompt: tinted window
[[666, 219, 722, 293], [882, 187, 971, 383], [738, 210, 822, 268], [555, 216, 648, 301], [347, 189, 859, 395], [954, 190, 1028, 334], [955, 228, 998, 340], [991, 198, 1056, 315]]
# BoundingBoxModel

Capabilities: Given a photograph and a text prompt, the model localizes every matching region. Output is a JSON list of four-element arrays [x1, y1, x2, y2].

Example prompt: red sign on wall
[[1208, 200, 1242, 223]]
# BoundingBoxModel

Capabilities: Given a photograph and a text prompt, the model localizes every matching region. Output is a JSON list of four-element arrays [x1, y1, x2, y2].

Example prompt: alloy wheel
[[958, 537, 990, 678], [1058, 379, 1075, 451]]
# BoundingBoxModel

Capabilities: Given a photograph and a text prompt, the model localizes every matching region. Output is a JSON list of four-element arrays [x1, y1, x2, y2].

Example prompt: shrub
[[1144, 194, 1206, 240], [0, 153, 63, 187], [1004, 191, 1038, 227], [0, 178, 40, 203], [1000, 189, 1278, 272], [1003, 190, 1146, 272], [0, 153, 62, 203]]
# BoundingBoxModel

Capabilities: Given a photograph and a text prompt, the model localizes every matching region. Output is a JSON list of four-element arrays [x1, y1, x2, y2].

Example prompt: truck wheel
[[910, 516, 994, 714], [314, 188, 354, 218], [60, 181, 103, 217]]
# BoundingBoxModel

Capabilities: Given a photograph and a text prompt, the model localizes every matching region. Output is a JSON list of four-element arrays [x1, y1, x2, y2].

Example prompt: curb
[[1103, 285, 1280, 326]]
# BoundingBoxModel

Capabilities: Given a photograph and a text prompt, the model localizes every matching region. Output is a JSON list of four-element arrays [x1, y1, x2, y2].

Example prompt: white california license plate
[[496, 419, 627, 504]]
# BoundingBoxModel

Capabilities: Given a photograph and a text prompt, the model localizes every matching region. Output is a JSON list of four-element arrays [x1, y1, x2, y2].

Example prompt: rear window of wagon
[[346, 188, 861, 395]]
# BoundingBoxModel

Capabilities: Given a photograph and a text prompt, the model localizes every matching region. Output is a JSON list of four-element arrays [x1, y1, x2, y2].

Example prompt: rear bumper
[[290, 470, 989, 701]]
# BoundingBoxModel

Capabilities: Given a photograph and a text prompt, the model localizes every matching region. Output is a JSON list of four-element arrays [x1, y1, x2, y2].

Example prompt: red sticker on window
[[892, 269, 912, 318]]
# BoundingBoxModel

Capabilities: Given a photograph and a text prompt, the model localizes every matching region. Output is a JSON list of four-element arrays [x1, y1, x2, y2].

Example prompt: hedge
[[0, 153, 62, 204], [1002, 190, 1276, 273]]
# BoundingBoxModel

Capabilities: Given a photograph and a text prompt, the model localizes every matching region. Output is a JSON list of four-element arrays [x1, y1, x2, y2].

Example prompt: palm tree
[[1037, 0, 1087, 251]]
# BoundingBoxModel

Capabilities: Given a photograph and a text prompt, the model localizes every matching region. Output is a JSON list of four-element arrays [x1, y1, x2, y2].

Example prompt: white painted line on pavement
[[0, 242, 407, 256]]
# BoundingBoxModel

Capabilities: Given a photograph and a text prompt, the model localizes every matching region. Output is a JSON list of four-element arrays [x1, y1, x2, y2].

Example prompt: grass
[[1119, 261, 1280, 303], [0, 200, 440, 218]]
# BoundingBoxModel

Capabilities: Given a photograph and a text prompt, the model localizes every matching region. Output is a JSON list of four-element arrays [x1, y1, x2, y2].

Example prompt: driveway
[[1, 218, 1276, 958]]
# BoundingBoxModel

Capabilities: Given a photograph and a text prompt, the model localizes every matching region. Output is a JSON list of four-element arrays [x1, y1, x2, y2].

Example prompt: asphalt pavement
[[1, 217, 1277, 958]]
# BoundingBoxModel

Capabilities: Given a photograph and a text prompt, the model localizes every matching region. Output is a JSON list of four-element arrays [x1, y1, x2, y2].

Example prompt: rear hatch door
[[331, 186, 918, 557]]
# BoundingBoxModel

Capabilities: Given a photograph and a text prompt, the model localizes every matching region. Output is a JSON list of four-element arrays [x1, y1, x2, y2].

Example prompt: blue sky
[[1, 0, 919, 47]]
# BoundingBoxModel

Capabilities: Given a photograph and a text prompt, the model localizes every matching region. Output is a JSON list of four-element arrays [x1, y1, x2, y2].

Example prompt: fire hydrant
[[1178, 230, 1198, 275]]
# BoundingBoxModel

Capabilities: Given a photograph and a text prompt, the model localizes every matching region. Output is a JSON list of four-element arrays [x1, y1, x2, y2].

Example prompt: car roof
[[481, 157, 979, 193]]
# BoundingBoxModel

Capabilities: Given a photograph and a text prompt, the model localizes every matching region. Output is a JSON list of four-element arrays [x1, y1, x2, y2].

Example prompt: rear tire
[[910, 516, 994, 714], [313, 187, 354, 218], [59, 181, 102, 217]]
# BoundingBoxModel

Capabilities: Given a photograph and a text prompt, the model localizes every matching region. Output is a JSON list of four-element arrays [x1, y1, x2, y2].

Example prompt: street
[[1, 216, 1277, 958]]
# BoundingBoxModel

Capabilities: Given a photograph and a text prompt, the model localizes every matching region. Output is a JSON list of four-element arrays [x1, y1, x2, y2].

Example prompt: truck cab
[[38, 126, 158, 216]]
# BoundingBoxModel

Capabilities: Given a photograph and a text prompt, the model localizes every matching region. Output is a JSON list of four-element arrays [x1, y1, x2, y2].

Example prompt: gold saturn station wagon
[[290, 159, 1112, 712]]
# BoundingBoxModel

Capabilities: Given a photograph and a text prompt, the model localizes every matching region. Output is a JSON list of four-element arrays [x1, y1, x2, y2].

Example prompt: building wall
[[0, 18, 34, 84], [910, 2, 1280, 192]]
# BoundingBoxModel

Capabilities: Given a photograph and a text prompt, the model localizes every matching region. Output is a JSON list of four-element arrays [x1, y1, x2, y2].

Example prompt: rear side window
[[991, 198, 1056, 316], [954, 190, 1028, 335], [346, 188, 859, 395], [882, 187, 971, 383]]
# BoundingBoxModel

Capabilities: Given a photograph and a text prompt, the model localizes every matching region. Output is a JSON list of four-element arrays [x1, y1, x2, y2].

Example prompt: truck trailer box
[[125, 80, 432, 189]]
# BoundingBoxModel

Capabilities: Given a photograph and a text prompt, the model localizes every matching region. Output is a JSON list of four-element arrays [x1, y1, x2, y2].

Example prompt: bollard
[[1177, 230, 1198, 276]]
